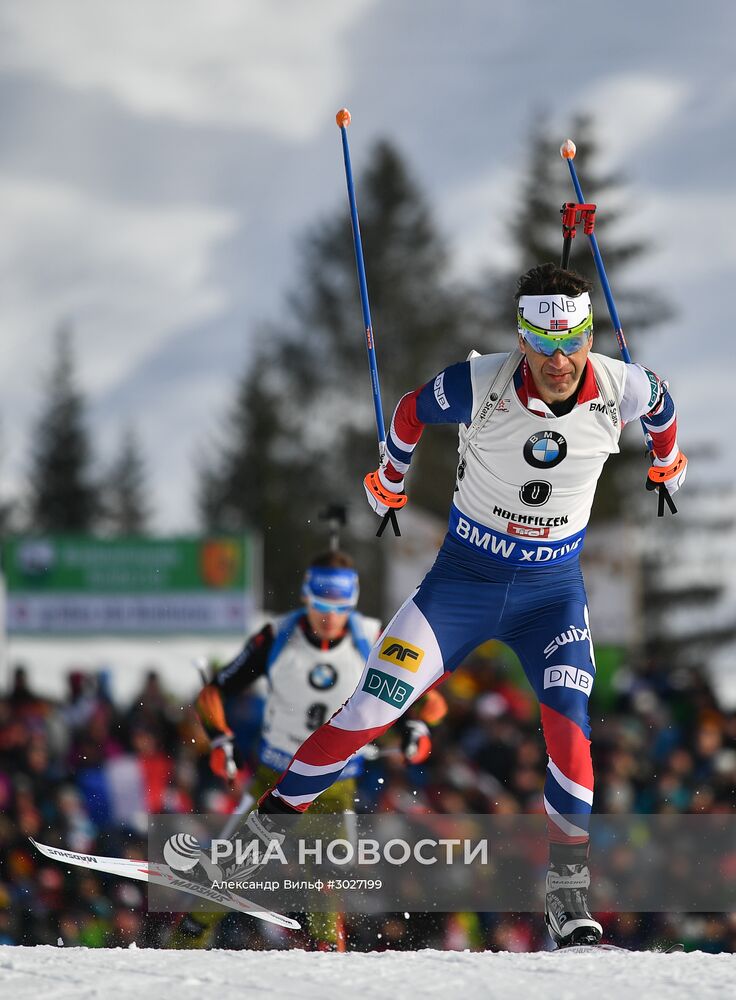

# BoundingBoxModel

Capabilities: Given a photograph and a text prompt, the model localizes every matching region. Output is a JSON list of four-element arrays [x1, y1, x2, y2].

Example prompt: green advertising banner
[[2, 536, 257, 635]]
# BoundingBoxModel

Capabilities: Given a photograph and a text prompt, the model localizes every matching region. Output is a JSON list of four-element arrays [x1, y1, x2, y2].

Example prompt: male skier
[[171, 550, 439, 949], [252, 263, 687, 947]]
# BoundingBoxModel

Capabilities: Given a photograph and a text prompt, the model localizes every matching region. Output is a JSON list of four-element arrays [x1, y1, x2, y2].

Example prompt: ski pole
[[218, 787, 256, 841], [336, 108, 403, 538], [560, 139, 676, 516]]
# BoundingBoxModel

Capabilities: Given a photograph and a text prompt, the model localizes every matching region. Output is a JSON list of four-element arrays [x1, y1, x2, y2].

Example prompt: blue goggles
[[517, 310, 593, 357], [302, 567, 359, 613]]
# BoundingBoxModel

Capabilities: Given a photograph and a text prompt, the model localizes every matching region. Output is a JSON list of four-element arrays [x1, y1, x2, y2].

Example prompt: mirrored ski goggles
[[517, 311, 593, 356], [302, 567, 359, 613]]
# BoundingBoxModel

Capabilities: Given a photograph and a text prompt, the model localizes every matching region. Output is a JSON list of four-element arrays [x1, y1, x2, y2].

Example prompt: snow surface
[[0, 946, 733, 1000]]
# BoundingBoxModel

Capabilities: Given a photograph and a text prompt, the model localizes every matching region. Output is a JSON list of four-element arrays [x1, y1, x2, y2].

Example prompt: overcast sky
[[1, 0, 733, 531]]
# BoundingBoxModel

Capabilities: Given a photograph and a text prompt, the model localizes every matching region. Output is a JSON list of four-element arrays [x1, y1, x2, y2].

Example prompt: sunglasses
[[306, 597, 355, 614], [517, 311, 593, 357]]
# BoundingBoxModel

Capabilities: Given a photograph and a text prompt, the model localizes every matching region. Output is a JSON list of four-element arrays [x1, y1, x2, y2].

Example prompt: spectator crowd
[[1, 646, 735, 952]]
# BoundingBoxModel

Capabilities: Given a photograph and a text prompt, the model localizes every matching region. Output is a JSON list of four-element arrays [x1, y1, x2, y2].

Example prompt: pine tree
[[199, 141, 477, 611], [640, 483, 736, 671], [26, 327, 99, 533], [197, 352, 307, 607], [0, 419, 17, 533], [101, 426, 152, 535]]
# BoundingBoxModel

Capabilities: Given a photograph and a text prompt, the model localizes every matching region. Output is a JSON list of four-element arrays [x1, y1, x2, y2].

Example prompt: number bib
[[453, 352, 626, 558], [260, 613, 381, 775]]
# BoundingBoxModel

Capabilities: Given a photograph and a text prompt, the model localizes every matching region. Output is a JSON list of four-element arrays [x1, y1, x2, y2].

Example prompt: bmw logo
[[523, 431, 567, 469], [309, 663, 337, 690]]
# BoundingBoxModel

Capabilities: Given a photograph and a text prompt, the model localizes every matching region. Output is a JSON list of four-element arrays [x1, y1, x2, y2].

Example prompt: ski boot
[[212, 795, 294, 882], [545, 842, 603, 948]]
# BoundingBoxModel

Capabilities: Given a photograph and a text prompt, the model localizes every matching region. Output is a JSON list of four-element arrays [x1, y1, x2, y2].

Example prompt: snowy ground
[[0, 946, 734, 1000]]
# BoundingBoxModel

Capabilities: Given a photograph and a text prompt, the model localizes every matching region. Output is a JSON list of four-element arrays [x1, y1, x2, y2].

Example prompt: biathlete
[[171, 550, 443, 950], [250, 263, 687, 947]]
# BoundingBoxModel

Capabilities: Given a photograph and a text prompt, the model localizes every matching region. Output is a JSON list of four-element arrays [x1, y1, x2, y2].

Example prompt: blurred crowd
[[1, 648, 735, 952]]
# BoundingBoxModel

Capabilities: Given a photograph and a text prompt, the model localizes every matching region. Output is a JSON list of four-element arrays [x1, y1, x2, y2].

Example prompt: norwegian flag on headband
[[549, 319, 568, 330]]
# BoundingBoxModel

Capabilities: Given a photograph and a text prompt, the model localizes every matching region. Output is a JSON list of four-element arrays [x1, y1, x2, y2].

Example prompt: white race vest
[[260, 614, 381, 774], [451, 351, 626, 565]]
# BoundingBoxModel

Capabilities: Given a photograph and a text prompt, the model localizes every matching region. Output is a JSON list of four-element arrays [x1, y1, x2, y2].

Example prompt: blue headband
[[302, 566, 359, 612]]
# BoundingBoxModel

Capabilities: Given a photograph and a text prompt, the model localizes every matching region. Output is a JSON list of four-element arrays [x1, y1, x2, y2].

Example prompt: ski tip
[[29, 837, 52, 858], [252, 909, 301, 931], [336, 108, 351, 129], [560, 139, 577, 160]]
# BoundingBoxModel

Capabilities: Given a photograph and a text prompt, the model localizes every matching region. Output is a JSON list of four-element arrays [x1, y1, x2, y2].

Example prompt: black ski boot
[[545, 842, 603, 948], [224, 793, 295, 879]]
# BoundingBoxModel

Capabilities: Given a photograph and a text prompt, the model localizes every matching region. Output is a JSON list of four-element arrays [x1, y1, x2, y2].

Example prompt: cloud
[[576, 72, 690, 167], [0, 0, 375, 138], [650, 191, 736, 271], [437, 73, 689, 285], [0, 172, 235, 501], [0, 4, 731, 535], [440, 164, 519, 280], [609, 184, 736, 495]]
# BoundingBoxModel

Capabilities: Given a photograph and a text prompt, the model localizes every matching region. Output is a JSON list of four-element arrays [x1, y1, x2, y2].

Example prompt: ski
[[554, 943, 685, 954], [30, 838, 300, 930]]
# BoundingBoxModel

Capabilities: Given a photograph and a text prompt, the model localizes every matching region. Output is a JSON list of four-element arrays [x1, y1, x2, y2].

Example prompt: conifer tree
[[0, 420, 16, 533], [199, 141, 476, 610], [26, 327, 99, 533], [102, 426, 152, 535]]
